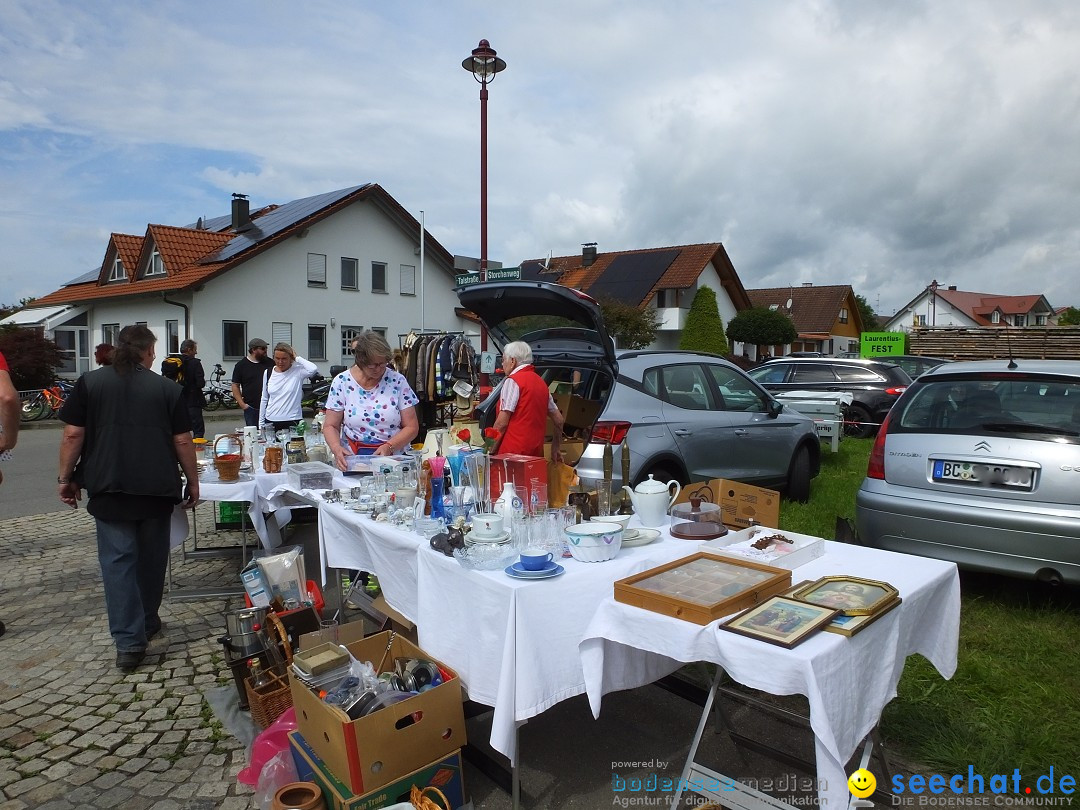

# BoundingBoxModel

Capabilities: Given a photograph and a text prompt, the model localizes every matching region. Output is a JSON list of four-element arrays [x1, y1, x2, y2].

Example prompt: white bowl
[[590, 513, 632, 531], [564, 521, 623, 562]]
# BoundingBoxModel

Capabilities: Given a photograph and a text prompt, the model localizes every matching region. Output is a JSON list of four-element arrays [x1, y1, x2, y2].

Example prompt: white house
[[884, 283, 1055, 332], [13, 185, 468, 378]]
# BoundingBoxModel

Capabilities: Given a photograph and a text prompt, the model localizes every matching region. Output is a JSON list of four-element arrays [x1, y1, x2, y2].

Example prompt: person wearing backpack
[[178, 339, 206, 438]]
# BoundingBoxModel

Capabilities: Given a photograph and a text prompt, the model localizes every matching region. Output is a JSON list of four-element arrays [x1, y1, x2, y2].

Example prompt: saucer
[[504, 563, 565, 580], [466, 530, 511, 545], [621, 528, 661, 548], [508, 560, 558, 576]]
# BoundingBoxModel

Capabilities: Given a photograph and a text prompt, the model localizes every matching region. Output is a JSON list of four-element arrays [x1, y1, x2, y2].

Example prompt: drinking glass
[[528, 481, 548, 515], [319, 619, 339, 645], [511, 513, 532, 551], [595, 480, 613, 517]]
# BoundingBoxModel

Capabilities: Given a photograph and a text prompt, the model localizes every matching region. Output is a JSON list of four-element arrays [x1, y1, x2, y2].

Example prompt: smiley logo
[[848, 768, 876, 798]]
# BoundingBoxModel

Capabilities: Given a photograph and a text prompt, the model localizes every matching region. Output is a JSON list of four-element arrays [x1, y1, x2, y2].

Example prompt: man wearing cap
[[231, 338, 275, 427]]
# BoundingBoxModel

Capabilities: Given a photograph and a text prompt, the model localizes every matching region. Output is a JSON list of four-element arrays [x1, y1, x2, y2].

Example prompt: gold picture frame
[[791, 575, 899, 617], [823, 596, 902, 636], [720, 595, 839, 648]]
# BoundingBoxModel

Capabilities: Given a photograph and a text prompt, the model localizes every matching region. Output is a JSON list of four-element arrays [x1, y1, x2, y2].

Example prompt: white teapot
[[622, 475, 682, 528]]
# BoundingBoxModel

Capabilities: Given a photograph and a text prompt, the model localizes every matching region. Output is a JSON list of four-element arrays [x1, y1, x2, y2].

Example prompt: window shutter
[[272, 322, 293, 346], [307, 253, 327, 286], [400, 264, 416, 295]]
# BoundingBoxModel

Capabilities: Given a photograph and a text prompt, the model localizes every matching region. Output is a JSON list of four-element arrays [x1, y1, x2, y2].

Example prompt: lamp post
[[462, 39, 506, 388]]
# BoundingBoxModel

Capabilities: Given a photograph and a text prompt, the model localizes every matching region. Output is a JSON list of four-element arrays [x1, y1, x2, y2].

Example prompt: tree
[[1057, 306, 1080, 326], [598, 297, 659, 350], [854, 294, 876, 333], [679, 286, 729, 355], [0, 297, 37, 320], [0, 326, 65, 389], [726, 307, 798, 347]]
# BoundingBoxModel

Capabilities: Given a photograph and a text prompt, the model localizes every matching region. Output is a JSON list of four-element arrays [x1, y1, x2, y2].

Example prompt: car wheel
[[843, 404, 875, 439], [786, 446, 811, 503]]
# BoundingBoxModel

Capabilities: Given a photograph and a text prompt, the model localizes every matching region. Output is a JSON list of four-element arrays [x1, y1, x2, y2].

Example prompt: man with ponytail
[[57, 324, 199, 673]]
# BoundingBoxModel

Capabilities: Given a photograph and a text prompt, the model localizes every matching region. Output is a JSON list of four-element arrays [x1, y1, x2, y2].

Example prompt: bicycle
[[203, 364, 238, 410], [20, 379, 74, 422]]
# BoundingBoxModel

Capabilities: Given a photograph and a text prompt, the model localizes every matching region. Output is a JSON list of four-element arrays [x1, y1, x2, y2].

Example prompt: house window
[[341, 257, 358, 290], [102, 323, 120, 346], [1036, 314, 1047, 326], [165, 320, 179, 354], [307, 253, 327, 287], [341, 326, 362, 359], [1013, 314, 1027, 327], [655, 289, 680, 308], [223, 321, 247, 359], [272, 322, 293, 347], [146, 250, 165, 277], [400, 264, 416, 296], [991, 311, 1001, 324], [769, 304, 780, 311], [108, 257, 126, 282], [916, 314, 927, 326], [838, 307, 849, 324], [308, 325, 327, 360], [372, 262, 387, 293], [371, 327, 387, 340]]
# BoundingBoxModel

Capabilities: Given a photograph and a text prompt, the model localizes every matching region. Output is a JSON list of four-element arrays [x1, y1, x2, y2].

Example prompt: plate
[[508, 560, 559, 576], [621, 528, 661, 548], [200, 471, 254, 483], [466, 530, 511, 545], [504, 563, 565, 580]]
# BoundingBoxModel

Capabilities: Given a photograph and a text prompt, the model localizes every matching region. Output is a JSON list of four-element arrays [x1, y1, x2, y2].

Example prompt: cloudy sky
[[2, 0, 1078, 317]]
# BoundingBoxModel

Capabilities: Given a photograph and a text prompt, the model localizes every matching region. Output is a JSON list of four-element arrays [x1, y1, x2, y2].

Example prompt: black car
[[888, 355, 952, 379], [748, 357, 912, 438]]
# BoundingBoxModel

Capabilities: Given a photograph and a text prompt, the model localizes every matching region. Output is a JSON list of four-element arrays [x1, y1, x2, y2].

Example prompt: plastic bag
[[253, 749, 299, 810], [236, 706, 297, 786]]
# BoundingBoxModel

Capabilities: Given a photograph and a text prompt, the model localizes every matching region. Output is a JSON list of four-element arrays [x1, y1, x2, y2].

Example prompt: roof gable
[[746, 284, 859, 334]]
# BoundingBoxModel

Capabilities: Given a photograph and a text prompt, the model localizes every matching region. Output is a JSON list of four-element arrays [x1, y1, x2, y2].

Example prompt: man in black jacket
[[179, 339, 206, 438], [57, 325, 199, 672]]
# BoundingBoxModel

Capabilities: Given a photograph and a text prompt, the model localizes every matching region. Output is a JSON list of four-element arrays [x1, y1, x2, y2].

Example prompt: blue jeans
[[95, 515, 171, 652], [243, 406, 259, 427]]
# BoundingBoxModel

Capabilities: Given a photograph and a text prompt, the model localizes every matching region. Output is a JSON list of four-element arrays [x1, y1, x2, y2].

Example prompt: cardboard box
[[553, 393, 603, 431], [673, 479, 780, 530], [290, 731, 466, 810], [545, 438, 585, 466], [290, 630, 467, 795], [489, 453, 548, 511], [702, 526, 826, 570]]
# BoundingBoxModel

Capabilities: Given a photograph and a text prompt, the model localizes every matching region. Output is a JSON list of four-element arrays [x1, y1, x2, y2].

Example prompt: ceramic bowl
[[564, 521, 623, 562], [590, 513, 632, 531]]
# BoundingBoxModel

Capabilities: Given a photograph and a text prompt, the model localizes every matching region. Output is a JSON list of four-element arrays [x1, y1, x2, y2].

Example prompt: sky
[[2, 0, 1079, 317]]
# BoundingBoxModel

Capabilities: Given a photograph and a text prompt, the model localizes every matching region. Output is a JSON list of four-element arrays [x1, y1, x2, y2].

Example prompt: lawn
[[780, 438, 1080, 782]]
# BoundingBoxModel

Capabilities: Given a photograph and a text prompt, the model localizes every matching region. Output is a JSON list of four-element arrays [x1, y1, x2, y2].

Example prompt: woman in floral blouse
[[322, 331, 420, 469]]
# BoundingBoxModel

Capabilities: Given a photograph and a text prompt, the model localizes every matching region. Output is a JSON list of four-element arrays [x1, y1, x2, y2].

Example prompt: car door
[[646, 363, 736, 480], [705, 362, 797, 484]]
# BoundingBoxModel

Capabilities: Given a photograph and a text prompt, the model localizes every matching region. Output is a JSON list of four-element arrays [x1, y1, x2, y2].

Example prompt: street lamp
[[462, 39, 506, 389], [462, 38, 506, 283]]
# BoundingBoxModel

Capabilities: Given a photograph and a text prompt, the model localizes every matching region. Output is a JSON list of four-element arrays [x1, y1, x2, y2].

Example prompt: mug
[[520, 549, 554, 571], [395, 488, 417, 509], [472, 512, 504, 538]]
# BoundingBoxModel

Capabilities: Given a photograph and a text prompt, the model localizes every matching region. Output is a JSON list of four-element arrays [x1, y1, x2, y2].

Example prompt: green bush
[[679, 286, 729, 355]]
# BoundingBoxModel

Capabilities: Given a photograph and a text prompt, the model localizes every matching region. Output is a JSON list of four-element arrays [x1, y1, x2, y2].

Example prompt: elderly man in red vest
[[492, 341, 565, 461]]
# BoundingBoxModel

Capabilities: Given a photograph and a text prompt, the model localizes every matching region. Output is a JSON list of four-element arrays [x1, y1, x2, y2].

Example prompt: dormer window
[[108, 257, 126, 282], [769, 304, 779, 311], [991, 311, 1001, 324], [146, 249, 165, 277]]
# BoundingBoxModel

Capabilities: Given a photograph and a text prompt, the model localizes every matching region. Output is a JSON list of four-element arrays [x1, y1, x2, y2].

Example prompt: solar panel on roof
[[200, 185, 369, 264], [587, 249, 679, 305]]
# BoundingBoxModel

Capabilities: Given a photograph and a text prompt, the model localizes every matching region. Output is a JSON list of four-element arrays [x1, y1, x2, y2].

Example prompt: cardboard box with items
[[289, 630, 467, 795], [673, 478, 781, 530]]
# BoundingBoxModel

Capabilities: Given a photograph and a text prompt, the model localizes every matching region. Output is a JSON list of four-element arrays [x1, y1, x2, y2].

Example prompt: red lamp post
[[462, 39, 506, 387]]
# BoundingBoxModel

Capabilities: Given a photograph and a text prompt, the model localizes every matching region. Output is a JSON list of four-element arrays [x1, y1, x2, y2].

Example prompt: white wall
[[646, 262, 738, 352]]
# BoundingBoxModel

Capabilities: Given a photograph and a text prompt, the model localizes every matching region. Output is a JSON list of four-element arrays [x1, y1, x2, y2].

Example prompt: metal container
[[225, 606, 268, 637]]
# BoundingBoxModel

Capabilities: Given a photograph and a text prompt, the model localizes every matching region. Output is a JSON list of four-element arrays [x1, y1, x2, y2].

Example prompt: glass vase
[[463, 450, 490, 514], [430, 475, 447, 522]]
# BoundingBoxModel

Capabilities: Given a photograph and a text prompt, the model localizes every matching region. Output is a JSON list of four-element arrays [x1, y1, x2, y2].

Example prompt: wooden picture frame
[[790, 575, 899, 617], [720, 596, 839, 648], [614, 552, 791, 625], [823, 596, 902, 636]]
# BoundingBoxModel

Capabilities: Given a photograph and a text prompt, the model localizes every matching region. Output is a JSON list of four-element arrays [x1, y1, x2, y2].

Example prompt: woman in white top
[[259, 342, 319, 431]]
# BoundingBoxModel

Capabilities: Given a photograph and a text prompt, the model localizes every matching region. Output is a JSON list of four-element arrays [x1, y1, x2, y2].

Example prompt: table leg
[[671, 669, 722, 810], [512, 724, 520, 810]]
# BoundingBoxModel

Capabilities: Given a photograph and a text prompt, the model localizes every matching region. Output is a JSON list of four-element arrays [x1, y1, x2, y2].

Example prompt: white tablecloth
[[579, 541, 961, 809]]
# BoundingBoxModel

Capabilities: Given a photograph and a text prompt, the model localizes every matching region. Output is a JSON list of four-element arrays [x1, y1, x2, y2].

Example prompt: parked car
[[747, 357, 912, 438], [888, 355, 952, 379], [457, 281, 822, 500], [855, 360, 1080, 585]]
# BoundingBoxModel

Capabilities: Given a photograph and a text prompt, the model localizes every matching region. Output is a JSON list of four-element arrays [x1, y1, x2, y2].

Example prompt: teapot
[[622, 475, 682, 528]]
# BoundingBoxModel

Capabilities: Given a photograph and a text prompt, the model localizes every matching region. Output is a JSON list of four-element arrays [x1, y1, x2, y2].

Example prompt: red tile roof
[[936, 290, 1050, 326], [747, 284, 861, 334]]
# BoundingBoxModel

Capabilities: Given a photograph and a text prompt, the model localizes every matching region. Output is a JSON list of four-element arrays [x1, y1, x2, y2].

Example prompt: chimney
[[231, 193, 251, 231], [582, 242, 597, 267]]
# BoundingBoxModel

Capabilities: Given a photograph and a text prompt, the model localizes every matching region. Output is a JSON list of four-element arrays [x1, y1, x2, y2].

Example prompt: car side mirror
[[768, 399, 783, 418]]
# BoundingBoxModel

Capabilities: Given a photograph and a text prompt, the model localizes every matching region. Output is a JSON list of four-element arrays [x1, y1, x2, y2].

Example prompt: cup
[[519, 548, 554, 571], [319, 619, 339, 644], [528, 481, 548, 514], [395, 488, 417, 509], [472, 512, 504, 538]]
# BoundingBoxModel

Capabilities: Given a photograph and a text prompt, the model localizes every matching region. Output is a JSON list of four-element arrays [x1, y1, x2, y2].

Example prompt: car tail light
[[866, 412, 892, 479], [590, 421, 631, 445], [885, 386, 907, 396]]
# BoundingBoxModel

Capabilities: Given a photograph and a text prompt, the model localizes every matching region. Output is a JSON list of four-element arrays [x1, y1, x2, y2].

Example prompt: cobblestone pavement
[[0, 503, 256, 810]]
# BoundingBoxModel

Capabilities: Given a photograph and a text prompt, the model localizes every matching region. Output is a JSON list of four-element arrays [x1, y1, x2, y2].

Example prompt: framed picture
[[720, 596, 839, 648], [790, 575, 899, 616], [824, 597, 902, 637], [614, 553, 791, 625]]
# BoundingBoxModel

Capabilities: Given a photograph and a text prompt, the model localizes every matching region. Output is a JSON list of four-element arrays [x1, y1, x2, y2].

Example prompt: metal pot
[[225, 607, 267, 637]]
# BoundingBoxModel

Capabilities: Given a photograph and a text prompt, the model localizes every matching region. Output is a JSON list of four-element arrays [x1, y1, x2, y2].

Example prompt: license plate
[[932, 459, 1034, 490]]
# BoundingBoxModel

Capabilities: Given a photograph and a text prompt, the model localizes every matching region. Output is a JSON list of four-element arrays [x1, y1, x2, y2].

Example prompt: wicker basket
[[410, 786, 452, 810], [213, 435, 243, 481], [245, 613, 294, 729]]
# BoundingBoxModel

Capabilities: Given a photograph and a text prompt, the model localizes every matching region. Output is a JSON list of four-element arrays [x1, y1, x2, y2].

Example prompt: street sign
[[455, 267, 522, 287]]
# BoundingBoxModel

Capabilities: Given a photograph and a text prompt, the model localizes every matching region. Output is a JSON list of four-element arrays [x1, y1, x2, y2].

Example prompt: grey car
[[457, 281, 822, 501], [855, 359, 1080, 585]]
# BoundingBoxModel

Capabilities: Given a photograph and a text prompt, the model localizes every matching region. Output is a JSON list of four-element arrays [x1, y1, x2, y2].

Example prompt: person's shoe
[[146, 621, 165, 641], [116, 649, 146, 673]]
